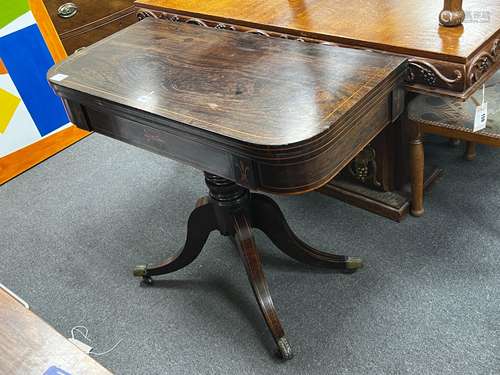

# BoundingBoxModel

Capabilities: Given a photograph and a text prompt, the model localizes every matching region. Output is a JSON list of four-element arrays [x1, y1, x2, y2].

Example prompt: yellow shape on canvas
[[0, 87, 21, 134]]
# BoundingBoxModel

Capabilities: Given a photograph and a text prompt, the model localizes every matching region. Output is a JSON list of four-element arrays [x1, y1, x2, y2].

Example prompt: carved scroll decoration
[[348, 146, 381, 189], [137, 9, 158, 20], [467, 39, 500, 85], [245, 29, 272, 37], [215, 23, 236, 31], [185, 18, 209, 27], [407, 59, 462, 87]]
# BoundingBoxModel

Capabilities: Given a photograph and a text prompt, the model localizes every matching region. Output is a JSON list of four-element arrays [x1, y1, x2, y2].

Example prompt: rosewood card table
[[134, 0, 500, 220], [48, 19, 406, 359]]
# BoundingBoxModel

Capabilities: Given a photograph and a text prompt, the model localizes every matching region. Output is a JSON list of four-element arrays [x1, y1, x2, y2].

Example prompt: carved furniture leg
[[409, 120, 425, 217], [134, 172, 362, 359], [233, 213, 293, 360], [439, 0, 465, 27], [465, 141, 477, 161], [250, 193, 363, 271], [133, 200, 217, 284]]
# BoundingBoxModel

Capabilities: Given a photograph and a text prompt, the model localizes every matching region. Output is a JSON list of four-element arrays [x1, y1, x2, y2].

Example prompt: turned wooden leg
[[133, 200, 217, 283], [465, 141, 477, 161], [409, 121, 425, 217], [250, 193, 362, 271], [134, 172, 362, 359], [233, 213, 293, 360]]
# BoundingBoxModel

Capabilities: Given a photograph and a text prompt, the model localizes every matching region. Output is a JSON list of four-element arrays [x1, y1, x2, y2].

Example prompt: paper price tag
[[473, 84, 488, 132], [50, 74, 68, 82], [473, 102, 487, 132]]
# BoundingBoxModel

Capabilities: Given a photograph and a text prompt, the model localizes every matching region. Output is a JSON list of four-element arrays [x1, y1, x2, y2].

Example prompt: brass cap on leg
[[277, 337, 293, 360], [345, 257, 363, 270], [133, 265, 148, 277]]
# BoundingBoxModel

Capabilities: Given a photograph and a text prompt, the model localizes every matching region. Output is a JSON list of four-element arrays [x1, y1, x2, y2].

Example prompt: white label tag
[[473, 102, 487, 132], [68, 338, 93, 354], [50, 74, 68, 82]]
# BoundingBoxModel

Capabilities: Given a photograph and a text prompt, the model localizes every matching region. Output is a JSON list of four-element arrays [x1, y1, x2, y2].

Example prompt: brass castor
[[133, 265, 153, 285], [141, 276, 154, 286], [277, 337, 294, 360], [340, 257, 364, 274]]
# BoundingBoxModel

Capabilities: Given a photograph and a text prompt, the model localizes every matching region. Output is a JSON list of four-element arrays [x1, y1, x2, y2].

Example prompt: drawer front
[[61, 11, 137, 54], [44, 0, 134, 35]]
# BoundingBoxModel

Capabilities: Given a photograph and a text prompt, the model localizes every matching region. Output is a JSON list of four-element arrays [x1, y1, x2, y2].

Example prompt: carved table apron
[[48, 19, 406, 359], [133, 0, 500, 221]]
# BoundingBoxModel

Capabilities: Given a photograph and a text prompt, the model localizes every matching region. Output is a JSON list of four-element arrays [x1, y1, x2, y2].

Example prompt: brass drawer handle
[[74, 47, 86, 54], [58, 2, 78, 18]]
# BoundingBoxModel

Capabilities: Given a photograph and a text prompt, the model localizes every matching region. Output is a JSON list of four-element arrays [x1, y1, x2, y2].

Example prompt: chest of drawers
[[44, 0, 137, 54]]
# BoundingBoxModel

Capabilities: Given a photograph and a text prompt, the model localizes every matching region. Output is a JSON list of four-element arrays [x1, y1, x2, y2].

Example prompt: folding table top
[[48, 18, 406, 147]]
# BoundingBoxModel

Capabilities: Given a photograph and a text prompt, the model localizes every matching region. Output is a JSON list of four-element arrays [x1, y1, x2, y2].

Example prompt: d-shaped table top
[[48, 18, 406, 194]]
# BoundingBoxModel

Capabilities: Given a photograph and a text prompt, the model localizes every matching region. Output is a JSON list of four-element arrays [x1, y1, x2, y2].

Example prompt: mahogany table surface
[[0, 289, 111, 375], [135, 0, 499, 62], [135, 0, 500, 99], [48, 19, 406, 194]]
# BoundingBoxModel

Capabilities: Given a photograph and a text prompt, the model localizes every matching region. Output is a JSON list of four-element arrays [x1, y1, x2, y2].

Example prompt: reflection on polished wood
[[0, 289, 111, 374], [49, 19, 407, 194], [133, 0, 499, 220], [135, 0, 500, 99], [136, 0, 499, 62]]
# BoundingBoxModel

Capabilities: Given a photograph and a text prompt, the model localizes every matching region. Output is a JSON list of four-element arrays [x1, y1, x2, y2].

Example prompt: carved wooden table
[[48, 19, 406, 359], [134, 0, 500, 220]]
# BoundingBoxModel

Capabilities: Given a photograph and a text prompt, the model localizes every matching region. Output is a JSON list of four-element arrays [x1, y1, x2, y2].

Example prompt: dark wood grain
[[251, 194, 361, 269], [49, 19, 405, 146], [232, 211, 291, 359], [133, 173, 362, 358], [48, 18, 406, 194], [134, 2, 500, 99]]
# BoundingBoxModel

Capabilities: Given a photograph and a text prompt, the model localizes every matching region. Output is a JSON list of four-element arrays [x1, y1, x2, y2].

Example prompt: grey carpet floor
[[1, 133, 499, 375]]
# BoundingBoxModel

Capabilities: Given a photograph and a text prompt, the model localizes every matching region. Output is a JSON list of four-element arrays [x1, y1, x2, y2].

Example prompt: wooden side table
[[408, 71, 500, 215]]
